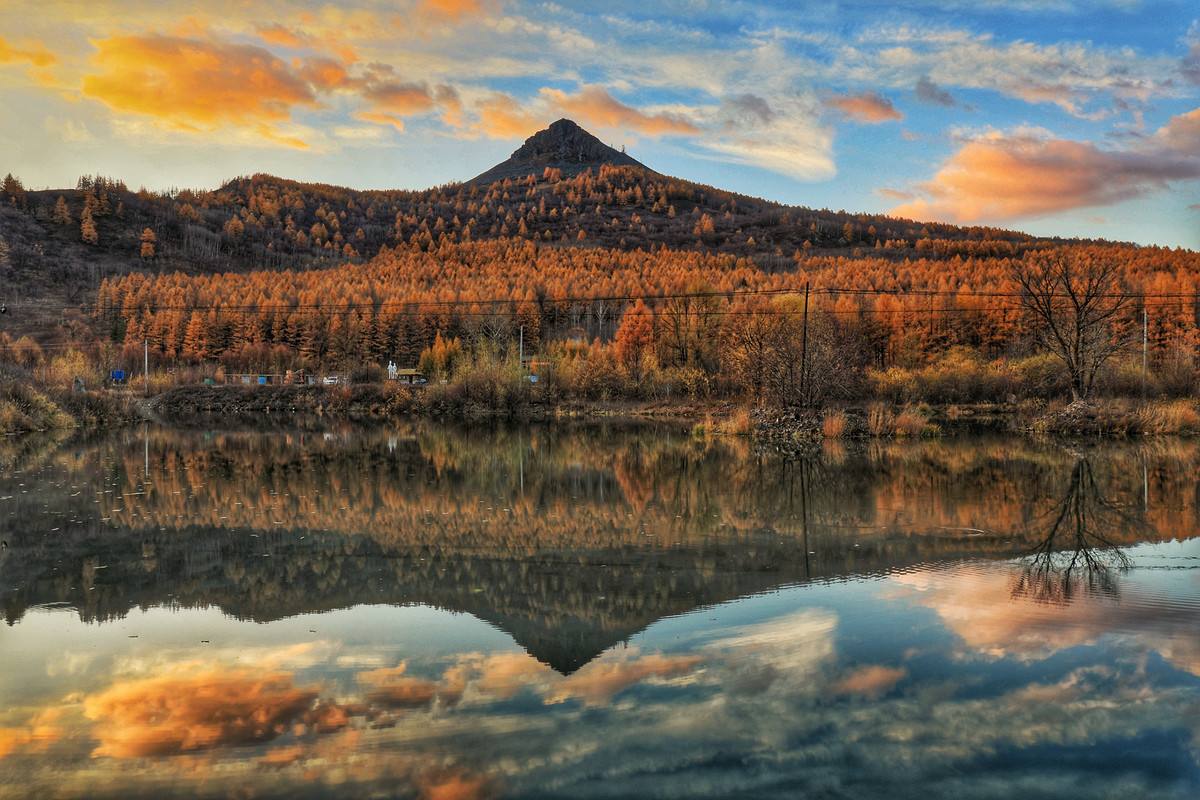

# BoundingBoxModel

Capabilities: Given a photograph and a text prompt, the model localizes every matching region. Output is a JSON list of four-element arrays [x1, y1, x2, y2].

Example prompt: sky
[[0, 0, 1198, 247]]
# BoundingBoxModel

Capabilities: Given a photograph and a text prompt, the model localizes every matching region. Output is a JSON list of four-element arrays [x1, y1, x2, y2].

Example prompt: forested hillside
[[94, 238, 1200, 369], [2, 120, 1199, 411], [1, 144, 1047, 298]]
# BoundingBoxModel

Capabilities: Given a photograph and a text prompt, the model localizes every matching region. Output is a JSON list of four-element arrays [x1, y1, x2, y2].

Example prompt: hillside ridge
[[470, 118, 648, 184]]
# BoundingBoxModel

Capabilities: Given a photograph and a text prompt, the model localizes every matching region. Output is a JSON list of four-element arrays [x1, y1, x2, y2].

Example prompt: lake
[[1, 424, 1198, 799]]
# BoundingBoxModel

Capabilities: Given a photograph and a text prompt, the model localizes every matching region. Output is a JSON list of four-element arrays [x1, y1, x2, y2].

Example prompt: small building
[[225, 372, 287, 386], [392, 368, 427, 385]]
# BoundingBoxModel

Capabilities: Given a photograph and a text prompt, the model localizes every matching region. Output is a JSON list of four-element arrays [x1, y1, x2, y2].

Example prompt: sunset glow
[[1, 1, 1197, 245]]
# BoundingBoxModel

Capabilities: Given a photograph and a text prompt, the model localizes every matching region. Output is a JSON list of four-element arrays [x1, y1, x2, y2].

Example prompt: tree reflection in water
[[1013, 457, 1139, 604]]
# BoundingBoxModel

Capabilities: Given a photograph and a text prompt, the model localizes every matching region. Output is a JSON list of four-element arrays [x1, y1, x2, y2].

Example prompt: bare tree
[[1010, 249, 1132, 401], [1012, 458, 1137, 604], [722, 304, 783, 407], [723, 299, 867, 408], [659, 284, 721, 372]]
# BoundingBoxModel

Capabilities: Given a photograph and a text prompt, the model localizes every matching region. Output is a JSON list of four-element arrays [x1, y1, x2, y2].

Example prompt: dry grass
[[893, 407, 934, 437], [0, 381, 73, 433], [719, 407, 754, 436], [822, 409, 848, 439], [867, 403, 894, 437], [1136, 400, 1200, 434]]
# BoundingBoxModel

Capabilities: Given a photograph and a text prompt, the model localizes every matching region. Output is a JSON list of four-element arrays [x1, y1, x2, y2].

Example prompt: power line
[[17, 283, 1199, 317], [13, 299, 1198, 354]]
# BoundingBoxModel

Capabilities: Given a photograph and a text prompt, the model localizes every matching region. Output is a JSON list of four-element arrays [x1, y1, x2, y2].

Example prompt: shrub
[[1102, 357, 1152, 398], [424, 349, 527, 413], [868, 367, 917, 404], [893, 405, 938, 437], [822, 409, 848, 438], [922, 348, 1015, 403], [1154, 347, 1199, 398], [39, 348, 101, 389], [1008, 353, 1069, 399]]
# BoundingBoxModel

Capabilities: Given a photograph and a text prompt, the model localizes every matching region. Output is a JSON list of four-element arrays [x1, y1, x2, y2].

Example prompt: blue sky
[[0, 0, 1197, 246]]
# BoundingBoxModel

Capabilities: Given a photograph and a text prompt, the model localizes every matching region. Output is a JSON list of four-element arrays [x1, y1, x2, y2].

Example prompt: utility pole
[[801, 283, 811, 407], [519, 325, 524, 371], [1142, 304, 1148, 400], [928, 291, 934, 341], [144, 339, 149, 397]]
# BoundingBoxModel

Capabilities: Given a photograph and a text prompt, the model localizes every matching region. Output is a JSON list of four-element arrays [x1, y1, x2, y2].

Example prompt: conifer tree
[[53, 196, 72, 225], [80, 205, 99, 245], [140, 228, 157, 259]]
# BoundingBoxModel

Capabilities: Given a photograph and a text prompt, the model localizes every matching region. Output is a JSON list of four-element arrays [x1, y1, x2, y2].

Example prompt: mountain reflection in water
[[0, 424, 1198, 799]]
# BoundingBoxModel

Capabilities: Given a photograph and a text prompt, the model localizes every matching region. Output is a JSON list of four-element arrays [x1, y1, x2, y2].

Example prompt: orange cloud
[[891, 131, 1200, 223], [355, 80, 461, 131], [833, 665, 907, 698], [441, 649, 701, 706], [357, 662, 449, 708], [540, 86, 699, 136], [256, 24, 359, 63], [469, 652, 550, 699], [300, 57, 352, 90], [475, 93, 545, 139], [0, 709, 63, 759], [890, 566, 1200, 674], [81, 666, 335, 758], [257, 24, 308, 49], [0, 36, 55, 68], [546, 653, 702, 706], [876, 187, 915, 202], [82, 34, 318, 141], [363, 82, 437, 115], [418, 769, 493, 800], [419, 0, 488, 20], [1155, 107, 1200, 154], [826, 92, 903, 123]]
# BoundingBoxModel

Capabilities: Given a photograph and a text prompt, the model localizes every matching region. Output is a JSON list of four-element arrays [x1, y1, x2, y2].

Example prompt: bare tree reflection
[[1012, 458, 1139, 604]]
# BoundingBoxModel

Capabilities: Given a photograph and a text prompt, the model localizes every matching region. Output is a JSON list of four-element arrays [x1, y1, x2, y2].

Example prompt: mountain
[[469, 118, 647, 185], [0, 117, 1106, 341]]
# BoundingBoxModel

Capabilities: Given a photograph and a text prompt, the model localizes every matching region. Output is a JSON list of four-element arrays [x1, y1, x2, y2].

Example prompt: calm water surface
[[1, 424, 1199, 799]]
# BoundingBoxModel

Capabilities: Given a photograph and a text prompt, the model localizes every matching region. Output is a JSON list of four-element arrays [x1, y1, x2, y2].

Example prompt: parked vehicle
[[323, 375, 339, 386]]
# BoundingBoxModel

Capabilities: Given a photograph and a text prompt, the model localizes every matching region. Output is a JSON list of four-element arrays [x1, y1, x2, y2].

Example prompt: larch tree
[[1, 173, 25, 206], [139, 228, 157, 259], [182, 312, 208, 361], [80, 205, 99, 245], [613, 301, 655, 379], [53, 196, 72, 225]]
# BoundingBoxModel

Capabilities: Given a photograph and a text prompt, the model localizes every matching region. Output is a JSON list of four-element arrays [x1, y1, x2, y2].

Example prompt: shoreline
[[3, 383, 1199, 441]]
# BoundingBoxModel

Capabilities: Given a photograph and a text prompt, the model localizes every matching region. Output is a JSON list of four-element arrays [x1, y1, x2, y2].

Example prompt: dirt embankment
[[1, 378, 140, 435]]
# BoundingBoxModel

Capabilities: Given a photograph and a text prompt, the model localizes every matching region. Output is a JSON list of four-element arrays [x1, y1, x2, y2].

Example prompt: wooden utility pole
[[928, 292, 934, 341], [143, 339, 149, 397], [1142, 304, 1148, 400]]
